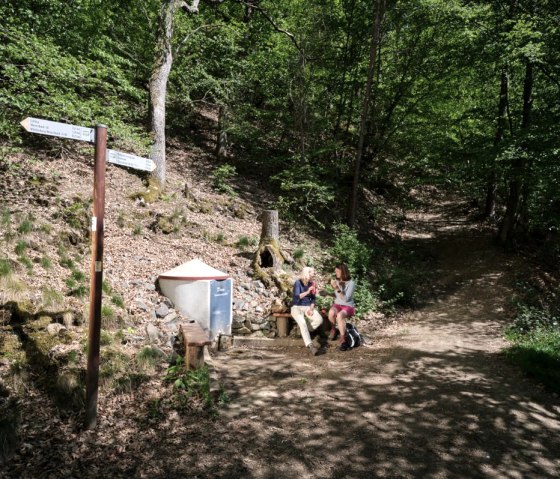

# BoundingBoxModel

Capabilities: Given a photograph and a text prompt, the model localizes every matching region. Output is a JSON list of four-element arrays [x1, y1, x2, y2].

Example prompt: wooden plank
[[181, 323, 211, 346], [271, 312, 292, 317]]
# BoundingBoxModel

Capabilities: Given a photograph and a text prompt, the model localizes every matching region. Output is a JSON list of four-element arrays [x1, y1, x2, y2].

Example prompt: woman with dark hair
[[328, 263, 356, 351]]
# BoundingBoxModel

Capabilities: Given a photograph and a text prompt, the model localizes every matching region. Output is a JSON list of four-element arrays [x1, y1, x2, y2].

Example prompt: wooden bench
[[180, 322, 212, 369]]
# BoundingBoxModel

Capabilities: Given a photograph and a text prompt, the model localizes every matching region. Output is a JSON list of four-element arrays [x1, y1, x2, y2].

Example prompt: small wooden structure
[[180, 322, 212, 369]]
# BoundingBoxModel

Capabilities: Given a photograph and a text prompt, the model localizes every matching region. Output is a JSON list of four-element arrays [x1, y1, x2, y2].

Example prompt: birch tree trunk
[[216, 105, 229, 159], [149, 0, 179, 190]]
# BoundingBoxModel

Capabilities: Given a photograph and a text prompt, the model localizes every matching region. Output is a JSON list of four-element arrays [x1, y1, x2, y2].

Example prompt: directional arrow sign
[[21, 117, 95, 142], [107, 149, 156, 172]]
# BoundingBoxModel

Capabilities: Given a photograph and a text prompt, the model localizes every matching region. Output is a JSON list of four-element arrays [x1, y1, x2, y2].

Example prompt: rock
[[233, 299, 245, 310], [62, 311, 74, 328], [255, 305, 264, 313], [135, 299, 150, 312], [145, 323, 161, 343], [145, 283, 156, 291], [233, 326, 251, 335], [46, 323, 66, 335], [155, 304, 170, 318], [163, 311, 178, 323]]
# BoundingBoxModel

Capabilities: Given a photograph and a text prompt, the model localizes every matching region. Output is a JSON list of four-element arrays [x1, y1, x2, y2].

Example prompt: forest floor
[[4, 190, 559, 478]]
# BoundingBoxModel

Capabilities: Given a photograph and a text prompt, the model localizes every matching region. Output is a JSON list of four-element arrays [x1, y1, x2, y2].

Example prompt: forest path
[[211, 200, 560, 479]]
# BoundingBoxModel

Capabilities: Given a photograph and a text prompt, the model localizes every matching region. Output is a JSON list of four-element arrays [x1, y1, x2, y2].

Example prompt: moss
[[0, 329, 24, 361], [129, 178, 161, 203]]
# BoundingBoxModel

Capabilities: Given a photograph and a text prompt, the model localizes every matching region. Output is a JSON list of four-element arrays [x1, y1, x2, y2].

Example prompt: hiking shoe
[[307, 343, 319, 356], [328, 328, 337, 340], [338, 341, 350, 352]]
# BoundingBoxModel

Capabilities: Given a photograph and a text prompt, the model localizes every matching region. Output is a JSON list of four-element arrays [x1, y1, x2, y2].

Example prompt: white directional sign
[[20, 117, 95, 142], [107, 149, 156, 172]]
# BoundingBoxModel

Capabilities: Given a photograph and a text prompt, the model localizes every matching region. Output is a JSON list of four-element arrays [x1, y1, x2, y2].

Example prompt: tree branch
[[180, 0, 201, 14], [235, 0, 302, 53]]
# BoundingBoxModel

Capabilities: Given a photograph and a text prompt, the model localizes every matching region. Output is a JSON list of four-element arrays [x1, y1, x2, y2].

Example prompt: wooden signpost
[[21, 117, 153, 429]]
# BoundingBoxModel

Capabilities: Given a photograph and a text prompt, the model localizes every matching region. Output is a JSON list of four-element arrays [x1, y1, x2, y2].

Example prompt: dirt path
[[209, 203, 560, 479]]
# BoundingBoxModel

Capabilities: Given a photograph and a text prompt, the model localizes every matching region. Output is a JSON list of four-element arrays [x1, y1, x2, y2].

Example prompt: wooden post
[[85, 125, 107, 430]]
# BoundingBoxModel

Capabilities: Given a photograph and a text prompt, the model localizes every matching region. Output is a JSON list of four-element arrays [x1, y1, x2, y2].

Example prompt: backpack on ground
[[345, 322, 362, 349]]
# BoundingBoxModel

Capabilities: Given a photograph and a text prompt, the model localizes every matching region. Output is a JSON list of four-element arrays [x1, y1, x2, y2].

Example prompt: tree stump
[[252, 210, 293, 294]]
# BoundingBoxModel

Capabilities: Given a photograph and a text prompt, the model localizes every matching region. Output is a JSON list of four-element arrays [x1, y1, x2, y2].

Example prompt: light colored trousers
[[290, 305, 324, 346]]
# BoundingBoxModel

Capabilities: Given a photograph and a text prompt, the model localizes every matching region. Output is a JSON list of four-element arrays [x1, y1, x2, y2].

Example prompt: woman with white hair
[[290, 266, 323, 356]]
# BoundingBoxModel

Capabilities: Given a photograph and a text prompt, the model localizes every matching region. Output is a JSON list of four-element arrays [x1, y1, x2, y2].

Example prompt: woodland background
[[1, 0, 559, 471]]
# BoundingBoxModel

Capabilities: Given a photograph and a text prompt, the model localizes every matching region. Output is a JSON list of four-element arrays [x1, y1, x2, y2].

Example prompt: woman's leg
[[308, 309, 324, 332], [290, 306, 313, 346], [336, 310, 348, 343], [328, 306, 337, 339]]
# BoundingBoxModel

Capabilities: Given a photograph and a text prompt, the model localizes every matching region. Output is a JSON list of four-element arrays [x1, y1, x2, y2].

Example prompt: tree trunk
[[348, 0, 385, 227], [216, 105, 229, 159], [252, 210, 293, 294], [498, 61, 533, 246], [149, 0, 179, 190], [484, 67, 509, 219]]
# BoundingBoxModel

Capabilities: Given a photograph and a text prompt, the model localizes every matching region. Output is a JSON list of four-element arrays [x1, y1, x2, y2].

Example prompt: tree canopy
[[1, 0, 559, 245]]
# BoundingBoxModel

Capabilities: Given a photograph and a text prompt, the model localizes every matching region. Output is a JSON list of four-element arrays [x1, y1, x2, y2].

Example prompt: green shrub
[[14, 241, 27, 256], [328, 224, 372, 278], [72, 270, 86, 282], [164, 360, 214, 411], [236, 236, 250, 249], [0, 258, 11, 277], [293, 247, 305, 262], [111, 294, 125, 308], [17, 217, 33, 234], [40, 256, 52, 269], [136, 346, 162, 369], [273, 163, 335, 228], [212, 164, 237, 196]]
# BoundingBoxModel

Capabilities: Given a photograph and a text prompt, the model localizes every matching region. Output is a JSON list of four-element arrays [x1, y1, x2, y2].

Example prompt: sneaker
[[307, 343, 319, 356], [338, 341, 350, 352], [328, 328, 337, 341]]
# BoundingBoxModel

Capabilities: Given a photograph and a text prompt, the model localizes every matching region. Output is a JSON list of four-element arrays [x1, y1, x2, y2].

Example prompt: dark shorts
[[331, 304, 356, 317]]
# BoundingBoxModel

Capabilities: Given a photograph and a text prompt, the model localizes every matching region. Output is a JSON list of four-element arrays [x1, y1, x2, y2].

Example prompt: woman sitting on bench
[[291, 267, 323, 356]]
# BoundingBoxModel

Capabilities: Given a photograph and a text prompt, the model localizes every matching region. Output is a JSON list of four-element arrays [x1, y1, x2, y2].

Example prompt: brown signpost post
[[85, 125, 107, 429], [21, 117, 155, 429]]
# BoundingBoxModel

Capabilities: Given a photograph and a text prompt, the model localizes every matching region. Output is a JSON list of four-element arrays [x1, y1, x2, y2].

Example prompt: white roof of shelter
[[159, 258, 229, 281]]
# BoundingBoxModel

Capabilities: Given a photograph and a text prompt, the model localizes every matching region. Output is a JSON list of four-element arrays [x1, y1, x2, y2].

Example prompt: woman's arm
[[342, 280, 356, 302]]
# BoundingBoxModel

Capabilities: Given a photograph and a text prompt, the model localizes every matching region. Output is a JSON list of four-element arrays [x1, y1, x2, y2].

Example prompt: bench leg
[[185, 344, 205, 369], [276, 316, 289, 337]]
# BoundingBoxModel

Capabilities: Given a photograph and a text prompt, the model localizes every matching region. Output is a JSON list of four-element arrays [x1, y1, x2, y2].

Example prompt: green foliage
[[273, 163, 335, 228], [40, 257, 52, 269], [236, 236, 250, 249], [505, 327, 560, 393], [329, 224, 371, 278], [212, 164, 237, 196], [293, 247, 305, 262], [14, 241, 27, 256], [41, 287, 64, 309], [111, 294, 125, 309], [17, 217, 34, 235], [0, 258, 11, 278], [136, 346, 163, 370], [164, 359, 215, 411]]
